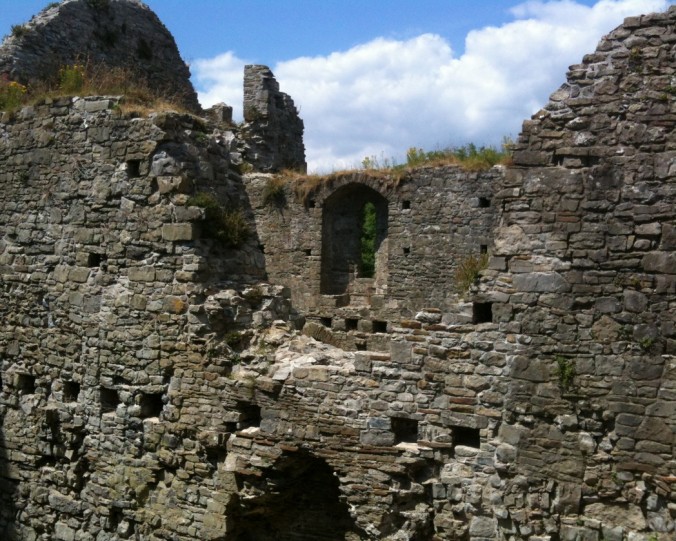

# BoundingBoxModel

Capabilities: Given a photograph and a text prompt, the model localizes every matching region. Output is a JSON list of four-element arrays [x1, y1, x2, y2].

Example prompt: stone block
[[513, 272, 570, 293], [128, 267, 156, 282], [162, 223, 196, 241]]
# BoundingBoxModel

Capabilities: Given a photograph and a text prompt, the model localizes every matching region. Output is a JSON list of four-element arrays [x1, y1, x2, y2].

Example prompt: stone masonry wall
[[241, 65, 306, 173], [0, 4, 674, 541], [244, 166, 500, 324]]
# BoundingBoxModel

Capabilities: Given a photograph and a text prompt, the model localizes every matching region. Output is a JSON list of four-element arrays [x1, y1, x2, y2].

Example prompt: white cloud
[[192, 0, 670, 172], [193, 51, 248, 119]]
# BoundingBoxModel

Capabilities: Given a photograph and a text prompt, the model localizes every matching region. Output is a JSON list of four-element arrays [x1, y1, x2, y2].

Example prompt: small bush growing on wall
[[10, 24, 29, 39], [58, 64, 86, 93], [187, 192, 249, 248], [555, 356, 576, 392], [454, 253, 489, 292]]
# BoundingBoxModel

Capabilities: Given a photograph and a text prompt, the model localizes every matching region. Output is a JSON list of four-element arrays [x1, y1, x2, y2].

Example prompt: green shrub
[[58, 64, 86, 93], [187, 192, 249, 248], [11, 25, 28, 39], [360, 202, 377, 277], [454, 253, 489, 292], [0, 77, 28, 111], [555, 356, 575, 391]]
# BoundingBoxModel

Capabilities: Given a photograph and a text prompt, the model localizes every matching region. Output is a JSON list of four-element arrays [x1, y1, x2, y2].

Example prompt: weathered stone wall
[[244, 166, 499, 324], [0, 4, 674, 541], [241, 65, 306, 172], [0, 96, 278, 540], [0, 0, 200, 112]]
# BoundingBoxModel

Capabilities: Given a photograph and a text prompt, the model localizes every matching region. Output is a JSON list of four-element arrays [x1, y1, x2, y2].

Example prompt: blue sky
[[1, 0, 672, 171]]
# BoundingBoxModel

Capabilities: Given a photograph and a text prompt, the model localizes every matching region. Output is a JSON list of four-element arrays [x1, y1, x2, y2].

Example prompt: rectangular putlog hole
[[453, 426, 481, 449], [17, 374, 36, 395], [373, 320, 388, 333], [472, 302, 493, 324], [392, 417, 418, 443], [63, 381, 81, 402], [140, 393, 164, 418], [100, 387, 120, 413]]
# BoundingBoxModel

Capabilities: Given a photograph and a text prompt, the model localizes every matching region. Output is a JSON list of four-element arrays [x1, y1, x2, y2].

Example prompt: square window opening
[[345, 318, 359, 331], [373, 320, 388, 333], [304, 248, 312, 256], [472, 302, 493, 324], [87, 252, 106, 267], [236, 402, 261, 429], [63, 381, 80, 402], [402, 200, 411, 210], [320, 316, 332, 328], [100, 387, 120, 413], [478, 197, 491, 208], [453, 426, 481, 449], [391, 417, 418, 444], [403, 247, 410, 255], [17, 374, 36, 395], [480, 245, 488, 254], [140, 392, 164, 418], [307, 199, 316, 208]]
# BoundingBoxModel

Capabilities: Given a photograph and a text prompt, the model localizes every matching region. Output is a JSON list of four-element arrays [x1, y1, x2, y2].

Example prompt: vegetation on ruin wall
[[0, 61, 189, 115], [276, 140, 513, 204], [186, 192, 250, 248]]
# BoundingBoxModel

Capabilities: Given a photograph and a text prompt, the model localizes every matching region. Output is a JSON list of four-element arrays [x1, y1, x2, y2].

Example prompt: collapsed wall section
[[241, 65, 306, 173]]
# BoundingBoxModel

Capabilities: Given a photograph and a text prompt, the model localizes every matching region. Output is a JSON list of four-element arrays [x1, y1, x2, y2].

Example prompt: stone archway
[[320, 184, 388, 300], [226, 452, 363, 541]]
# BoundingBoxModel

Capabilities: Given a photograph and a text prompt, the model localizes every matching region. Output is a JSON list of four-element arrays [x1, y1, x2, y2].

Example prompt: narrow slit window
[[127, 160, 141, 177]]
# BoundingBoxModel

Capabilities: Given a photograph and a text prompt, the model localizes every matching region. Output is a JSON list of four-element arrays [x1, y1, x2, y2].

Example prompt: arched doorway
[[226, 452, 363, 540], [320, 184, 388, 299]]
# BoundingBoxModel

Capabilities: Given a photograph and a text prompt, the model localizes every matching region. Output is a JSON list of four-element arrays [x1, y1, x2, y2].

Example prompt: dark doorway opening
[[226, 452, 362, 541]]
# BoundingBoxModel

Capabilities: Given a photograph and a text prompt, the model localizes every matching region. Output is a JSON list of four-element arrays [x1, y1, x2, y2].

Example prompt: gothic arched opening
[[226, 452, 362, 541], [320, 184, 388, 297]]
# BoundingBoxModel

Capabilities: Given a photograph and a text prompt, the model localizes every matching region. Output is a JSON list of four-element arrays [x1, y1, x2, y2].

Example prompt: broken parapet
[[0, 0, 200, 112], [242, 64, 306, 173]]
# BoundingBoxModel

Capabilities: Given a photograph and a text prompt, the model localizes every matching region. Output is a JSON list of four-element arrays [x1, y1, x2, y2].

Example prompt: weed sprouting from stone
[[555, 356, 576, 391], [454, 253, 489, 292]]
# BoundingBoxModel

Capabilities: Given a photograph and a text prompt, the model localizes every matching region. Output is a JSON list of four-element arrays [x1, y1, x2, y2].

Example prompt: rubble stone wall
[[244, 166, 500, 322], [0, 4, 674, 541]]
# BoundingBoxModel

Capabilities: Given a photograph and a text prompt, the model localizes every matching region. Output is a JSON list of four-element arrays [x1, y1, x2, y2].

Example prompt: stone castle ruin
[[0, 1, 674, 540]]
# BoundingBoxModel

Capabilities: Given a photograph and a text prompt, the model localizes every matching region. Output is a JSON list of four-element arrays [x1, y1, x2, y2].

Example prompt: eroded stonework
[[0, 3, 674, 541]]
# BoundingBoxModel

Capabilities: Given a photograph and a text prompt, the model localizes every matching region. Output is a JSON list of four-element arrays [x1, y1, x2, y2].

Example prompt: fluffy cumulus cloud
[[193, 0, 669, 172]]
